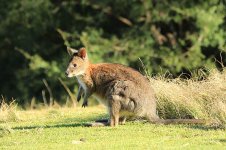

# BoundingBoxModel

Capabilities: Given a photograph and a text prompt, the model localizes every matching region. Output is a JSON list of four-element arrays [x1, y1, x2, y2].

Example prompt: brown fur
[[65, 47, 206, 127]]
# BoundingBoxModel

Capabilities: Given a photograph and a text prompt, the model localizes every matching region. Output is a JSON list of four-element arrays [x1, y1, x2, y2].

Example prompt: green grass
[[0, 106, 225, 150]]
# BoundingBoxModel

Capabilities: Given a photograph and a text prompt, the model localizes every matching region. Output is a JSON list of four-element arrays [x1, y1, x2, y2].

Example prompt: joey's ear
[[78, 47, 87, 59], [67, 47, 78, 56]]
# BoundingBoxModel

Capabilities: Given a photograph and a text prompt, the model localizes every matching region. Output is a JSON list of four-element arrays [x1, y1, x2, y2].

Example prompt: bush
[[0, 0, 226, 105]]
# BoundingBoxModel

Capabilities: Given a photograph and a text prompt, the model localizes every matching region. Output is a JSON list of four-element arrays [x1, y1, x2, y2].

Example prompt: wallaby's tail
[[156, 119, 207, 125]]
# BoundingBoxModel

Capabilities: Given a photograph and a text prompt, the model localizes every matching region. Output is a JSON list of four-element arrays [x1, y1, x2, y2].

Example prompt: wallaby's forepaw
[[77, 95, 81, 102], [82, 101, 88, 107]]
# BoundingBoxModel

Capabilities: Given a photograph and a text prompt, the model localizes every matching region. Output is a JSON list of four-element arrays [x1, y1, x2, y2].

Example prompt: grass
[[0, 98, 19, 123], [0, 106, 225, 150], [150, 68, 226, 124]]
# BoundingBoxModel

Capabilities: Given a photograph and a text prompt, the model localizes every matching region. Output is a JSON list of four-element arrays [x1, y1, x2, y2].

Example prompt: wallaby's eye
[[73, 64, 77, 67]]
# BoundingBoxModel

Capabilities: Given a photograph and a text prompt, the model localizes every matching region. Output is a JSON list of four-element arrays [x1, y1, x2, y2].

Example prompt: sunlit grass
[[0, 98, 20, 123], [0, 106, 225, 150], [150, 68, 226, 124]]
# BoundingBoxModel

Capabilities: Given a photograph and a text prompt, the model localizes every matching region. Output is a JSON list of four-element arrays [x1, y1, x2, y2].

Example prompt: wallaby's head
[[65, 47, 89, 77]]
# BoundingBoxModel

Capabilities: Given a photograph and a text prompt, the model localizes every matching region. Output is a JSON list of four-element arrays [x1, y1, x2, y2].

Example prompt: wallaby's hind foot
[[119, 116, 127, 125], [95, 117, 126, 125]]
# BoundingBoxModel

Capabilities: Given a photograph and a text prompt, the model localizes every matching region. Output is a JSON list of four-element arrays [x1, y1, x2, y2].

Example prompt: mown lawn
[[0, 106, 225, 150]]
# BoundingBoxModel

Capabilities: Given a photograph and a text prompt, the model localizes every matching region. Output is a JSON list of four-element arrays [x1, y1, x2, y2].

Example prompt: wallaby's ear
[[67, 47, 78, 56], [78, 47, 87, 59]]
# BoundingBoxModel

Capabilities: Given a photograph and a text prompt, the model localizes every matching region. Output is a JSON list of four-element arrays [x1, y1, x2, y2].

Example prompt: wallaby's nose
[[65, 71, 69, 77]]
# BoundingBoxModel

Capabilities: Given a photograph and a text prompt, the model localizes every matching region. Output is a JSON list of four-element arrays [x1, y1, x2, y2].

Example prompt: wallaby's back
[[91, 63, 151, 89]]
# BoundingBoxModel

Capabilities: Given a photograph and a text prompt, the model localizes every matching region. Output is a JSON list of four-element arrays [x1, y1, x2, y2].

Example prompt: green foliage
[[0, 0, 226, 104]]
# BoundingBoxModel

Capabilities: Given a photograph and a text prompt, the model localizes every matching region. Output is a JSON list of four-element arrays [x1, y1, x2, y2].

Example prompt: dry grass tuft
[[150, 68, 226, 124], [0, 96, 20, 123]]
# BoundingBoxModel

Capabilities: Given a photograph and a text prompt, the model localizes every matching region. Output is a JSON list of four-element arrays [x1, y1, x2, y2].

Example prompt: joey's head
[[65, 47, 89, 78]]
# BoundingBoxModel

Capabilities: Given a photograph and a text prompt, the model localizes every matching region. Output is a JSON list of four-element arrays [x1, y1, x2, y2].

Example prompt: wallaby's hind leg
[[119, 116, 126, 125], [109, 96, 121, 127]]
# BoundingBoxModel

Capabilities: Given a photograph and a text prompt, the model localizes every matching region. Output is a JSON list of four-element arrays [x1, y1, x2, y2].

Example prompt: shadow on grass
[[13, 114, 109, 130], [59, 114, 108, 124], [11, 112, 225, 131], [12, 122, 85, 130]]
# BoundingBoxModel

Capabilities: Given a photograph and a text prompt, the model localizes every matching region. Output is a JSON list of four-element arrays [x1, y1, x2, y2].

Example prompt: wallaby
[[65, 47, 206, 127]]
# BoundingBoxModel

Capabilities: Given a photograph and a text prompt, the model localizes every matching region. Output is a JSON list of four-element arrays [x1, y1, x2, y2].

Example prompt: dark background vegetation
[[0, 0, 226, 106]]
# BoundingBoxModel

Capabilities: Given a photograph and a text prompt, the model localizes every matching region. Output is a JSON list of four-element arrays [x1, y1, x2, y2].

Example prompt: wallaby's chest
[[77, 77, 88, 91]]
